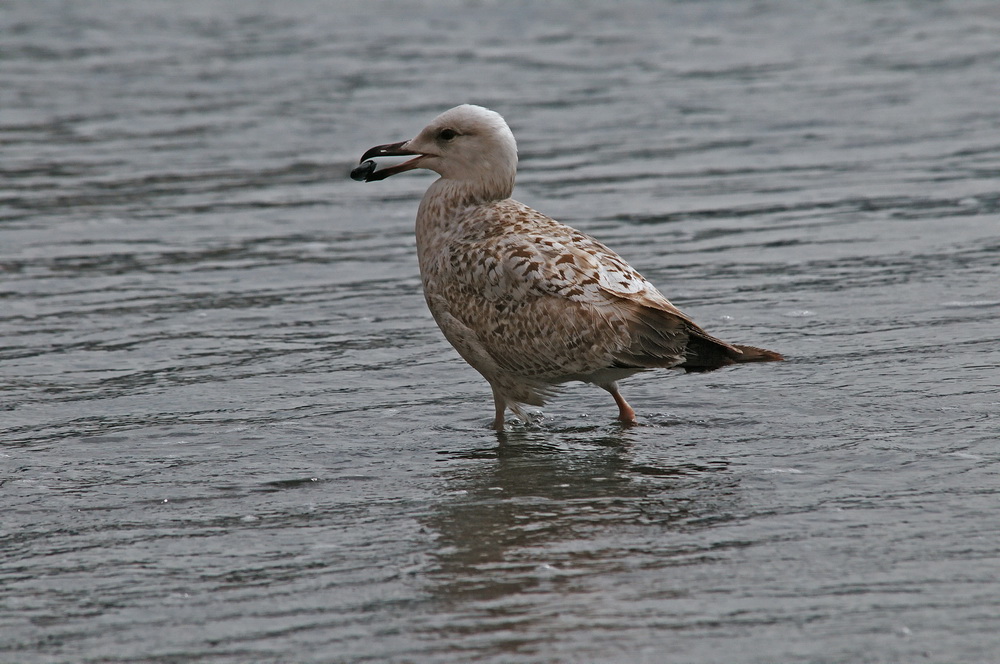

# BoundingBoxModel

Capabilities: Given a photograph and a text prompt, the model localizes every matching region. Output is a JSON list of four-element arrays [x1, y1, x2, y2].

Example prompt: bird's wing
[[447, 222, 703, 373]]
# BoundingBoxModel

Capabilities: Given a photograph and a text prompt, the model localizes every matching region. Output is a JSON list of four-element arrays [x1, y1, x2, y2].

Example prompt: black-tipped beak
[[350, 140, 424, 182]]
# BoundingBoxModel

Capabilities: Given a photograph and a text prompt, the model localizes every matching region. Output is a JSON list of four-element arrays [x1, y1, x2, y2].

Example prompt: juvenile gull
[[353, 104, 782, 429]]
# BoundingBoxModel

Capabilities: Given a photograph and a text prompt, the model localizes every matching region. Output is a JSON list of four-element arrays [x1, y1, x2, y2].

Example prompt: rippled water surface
[[3, 1, 1000, 662]]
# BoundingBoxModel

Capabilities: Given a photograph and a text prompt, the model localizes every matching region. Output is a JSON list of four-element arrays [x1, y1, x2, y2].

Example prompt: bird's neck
[[422, 172, 514, 210], [415, 177, 514, 256]]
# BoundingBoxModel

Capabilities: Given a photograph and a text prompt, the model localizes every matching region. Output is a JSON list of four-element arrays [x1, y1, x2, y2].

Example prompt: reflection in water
[[424, 432, 736, 627]]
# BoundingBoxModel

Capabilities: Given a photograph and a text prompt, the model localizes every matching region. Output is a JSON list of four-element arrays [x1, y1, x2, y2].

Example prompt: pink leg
[[606, 383, 636, 425], [491, 386, 507, 430]]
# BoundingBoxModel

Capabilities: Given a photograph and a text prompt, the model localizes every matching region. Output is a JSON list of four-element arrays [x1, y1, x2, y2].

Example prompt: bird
[[352, 104, 782, 430]]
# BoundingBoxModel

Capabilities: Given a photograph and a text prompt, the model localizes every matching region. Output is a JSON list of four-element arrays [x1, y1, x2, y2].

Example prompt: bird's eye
[[438, 128, 458, 141]]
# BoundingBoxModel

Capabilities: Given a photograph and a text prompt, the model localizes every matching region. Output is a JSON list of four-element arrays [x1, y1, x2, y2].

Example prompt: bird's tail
[[730, 344, 784, 363], [681, 336, 784, 373]]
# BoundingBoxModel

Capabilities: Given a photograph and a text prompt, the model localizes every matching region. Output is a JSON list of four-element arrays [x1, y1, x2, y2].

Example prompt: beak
[[350, 140, 425, 182]]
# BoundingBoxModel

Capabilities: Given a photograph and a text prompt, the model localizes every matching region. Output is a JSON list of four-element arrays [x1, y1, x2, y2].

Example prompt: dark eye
[[438, 128, 458, 141]]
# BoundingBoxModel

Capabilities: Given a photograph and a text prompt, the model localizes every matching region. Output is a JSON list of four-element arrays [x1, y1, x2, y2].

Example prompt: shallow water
[[2, 1, 999, 662]]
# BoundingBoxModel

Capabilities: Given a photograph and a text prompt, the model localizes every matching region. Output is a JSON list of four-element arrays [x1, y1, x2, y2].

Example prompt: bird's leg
[[605, 383, 637, 425], [490, 385, 507, 431]]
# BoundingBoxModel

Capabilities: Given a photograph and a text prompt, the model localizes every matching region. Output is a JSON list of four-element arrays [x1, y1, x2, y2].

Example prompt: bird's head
[[352, 104, 518, 202]]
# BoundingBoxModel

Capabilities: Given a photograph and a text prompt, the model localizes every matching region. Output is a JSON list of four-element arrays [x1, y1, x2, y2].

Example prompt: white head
[[353, 104, 518, 202]]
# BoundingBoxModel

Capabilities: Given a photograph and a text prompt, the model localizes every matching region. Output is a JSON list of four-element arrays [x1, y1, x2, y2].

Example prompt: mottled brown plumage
[[354, 105, 782, 429]]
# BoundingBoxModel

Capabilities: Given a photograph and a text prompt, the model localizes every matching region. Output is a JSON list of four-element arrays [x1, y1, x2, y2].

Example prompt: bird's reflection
[[422, 424, 737, 607]]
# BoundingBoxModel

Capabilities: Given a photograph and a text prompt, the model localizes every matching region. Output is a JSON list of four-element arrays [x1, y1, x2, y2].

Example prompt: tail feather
[[731, 344, 784, 363], [681, 335, 784, 373], [603, 295, 784, 373]]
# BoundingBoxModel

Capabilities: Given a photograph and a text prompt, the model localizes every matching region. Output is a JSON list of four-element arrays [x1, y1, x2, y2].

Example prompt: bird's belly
[[424, 283, 628, 381], [555, 366, 647, 387]]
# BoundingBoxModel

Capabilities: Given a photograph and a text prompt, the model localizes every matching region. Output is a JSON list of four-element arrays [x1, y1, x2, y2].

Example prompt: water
[[2, 1, 999, 662]]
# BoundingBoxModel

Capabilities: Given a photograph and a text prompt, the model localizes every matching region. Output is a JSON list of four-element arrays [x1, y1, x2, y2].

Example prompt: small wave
[[940, 300, 1000, 309]]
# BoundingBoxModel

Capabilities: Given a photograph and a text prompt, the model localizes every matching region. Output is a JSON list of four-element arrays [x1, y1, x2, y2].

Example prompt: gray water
[[2, 1, 999, 662]]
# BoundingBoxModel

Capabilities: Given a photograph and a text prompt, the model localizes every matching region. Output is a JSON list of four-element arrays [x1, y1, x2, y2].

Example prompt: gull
[[352, 104, 782, 429]]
